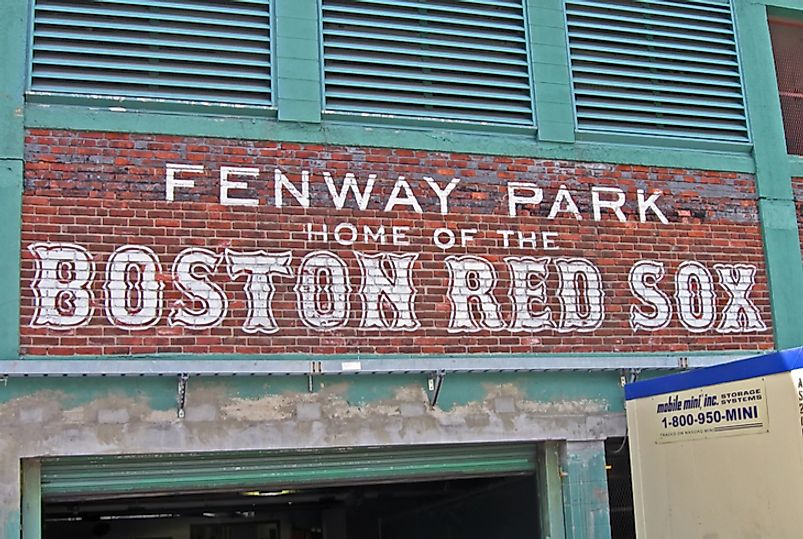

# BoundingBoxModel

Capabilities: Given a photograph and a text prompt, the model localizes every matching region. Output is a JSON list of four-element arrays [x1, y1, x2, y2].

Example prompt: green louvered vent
[[321, 0, 534, 126], [31, 0, 272, 106], [41, 444, 536, 500], [566, 0, 749, 142]]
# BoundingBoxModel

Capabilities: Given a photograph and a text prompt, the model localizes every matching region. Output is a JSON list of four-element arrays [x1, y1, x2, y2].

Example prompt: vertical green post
[[275, 0, 323, 123], [526, 0, 576, 143], [0, 0, 27, 359], [734, 1, 803, 349], [21, 460, 41, 539], [560, 441, 611, 539], [536, 441, 567, 539]]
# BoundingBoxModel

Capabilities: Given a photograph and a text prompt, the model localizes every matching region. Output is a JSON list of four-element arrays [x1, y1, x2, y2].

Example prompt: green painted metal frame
[[536, 441, 567, 539], [528, 0, 575, 143], [734, 0, 803, 349], [560, 441, 612, 539], [0, 0, 25, 364], [277, 0, 321, 123]]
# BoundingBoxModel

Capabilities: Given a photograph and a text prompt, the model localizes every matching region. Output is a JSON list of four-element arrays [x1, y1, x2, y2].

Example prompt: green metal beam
[[275, 0, 322, 123], [0, 160, 22, 360], [527, 0, 575, 143], [734, 1, 803, 349], [0, 0, 26, 361], [560, 440, 611, 539], [0, 0, 26, 159]]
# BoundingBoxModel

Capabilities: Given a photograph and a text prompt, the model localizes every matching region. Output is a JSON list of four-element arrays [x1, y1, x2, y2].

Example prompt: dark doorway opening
[[43, 474, 540, 539], [606, 437, 636, 539]]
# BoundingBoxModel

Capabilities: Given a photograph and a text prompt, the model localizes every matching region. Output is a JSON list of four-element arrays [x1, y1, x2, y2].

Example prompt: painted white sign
[[24, 165, 769, 336], [28, 244, 767, 335]]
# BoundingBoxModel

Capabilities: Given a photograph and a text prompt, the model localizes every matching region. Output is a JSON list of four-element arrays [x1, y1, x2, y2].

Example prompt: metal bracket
[[177, 373, 189, 419], [427, 370, 446, 408], [308, 361, 322, 393], [678, 356, 689, 369], [619, 368, 641, 387]]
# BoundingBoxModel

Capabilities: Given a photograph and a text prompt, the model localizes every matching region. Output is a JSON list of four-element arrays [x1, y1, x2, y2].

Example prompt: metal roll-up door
[[40, 443, 537, 501]]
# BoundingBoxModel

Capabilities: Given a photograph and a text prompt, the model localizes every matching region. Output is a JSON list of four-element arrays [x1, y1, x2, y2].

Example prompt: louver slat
[[31, 0, 272, 106], [566, 0, 749, 142], [322, 0, 534, 126]]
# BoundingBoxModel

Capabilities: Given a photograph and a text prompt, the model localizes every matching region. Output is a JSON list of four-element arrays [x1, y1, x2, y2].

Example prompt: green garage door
[[40, 443, 537, 500]]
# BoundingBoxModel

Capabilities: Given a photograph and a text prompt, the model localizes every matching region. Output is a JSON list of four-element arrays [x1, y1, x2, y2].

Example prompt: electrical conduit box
[[624, 348, 803, 538]]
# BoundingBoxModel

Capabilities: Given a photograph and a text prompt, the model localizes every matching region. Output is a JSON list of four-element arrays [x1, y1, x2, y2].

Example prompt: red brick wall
[[21, 129, 773, 356]]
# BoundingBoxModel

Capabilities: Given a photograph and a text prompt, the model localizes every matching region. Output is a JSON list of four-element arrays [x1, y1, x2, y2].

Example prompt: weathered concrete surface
[[0, 375, 626, 536]]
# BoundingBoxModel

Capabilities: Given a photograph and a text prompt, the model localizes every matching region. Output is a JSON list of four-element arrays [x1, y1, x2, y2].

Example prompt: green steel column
[[21, 460, 41, 539], [734, 1, 803, 349], [275, 0, 323, 123], [526, 0, 575, 143], [0, 0, 26, 361], [560, 440, 611, 539], [536, 441, 567, 539]]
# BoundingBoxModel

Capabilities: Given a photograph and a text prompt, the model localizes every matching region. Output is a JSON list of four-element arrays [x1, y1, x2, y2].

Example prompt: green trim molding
[[735, 0, 803, 349], [24, 103, 756, 173]]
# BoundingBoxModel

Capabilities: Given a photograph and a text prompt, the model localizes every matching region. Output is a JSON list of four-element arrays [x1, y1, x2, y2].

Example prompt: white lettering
[[105, 246, 163, 329], [322, 172, 375, 211], [220, 166, 259, 206], [637, 189, 669, 224], [675, 261, 716, 332], [226, 249, 293, 334], [628, 260, 672, 332], [334, 222, 358, 246], [28, 243, 94, 329], [384, 176, 423, 213], [294, 251, 351, 329], [423, 176, 461, 215], [506, 256, 554, 332], [548, 185, 582, 220], [169, 248, 228, 329], [715, 264, 767, 333], [555, 258, 605, 332], [433, 228, 456, 250], [165, 163, 202, 202], [275, 169, 310, 209], [507, 182, 543, 217], [445, 255, 505, 332], [591, 187, 627, 222], [357, 252, 420, 330]]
